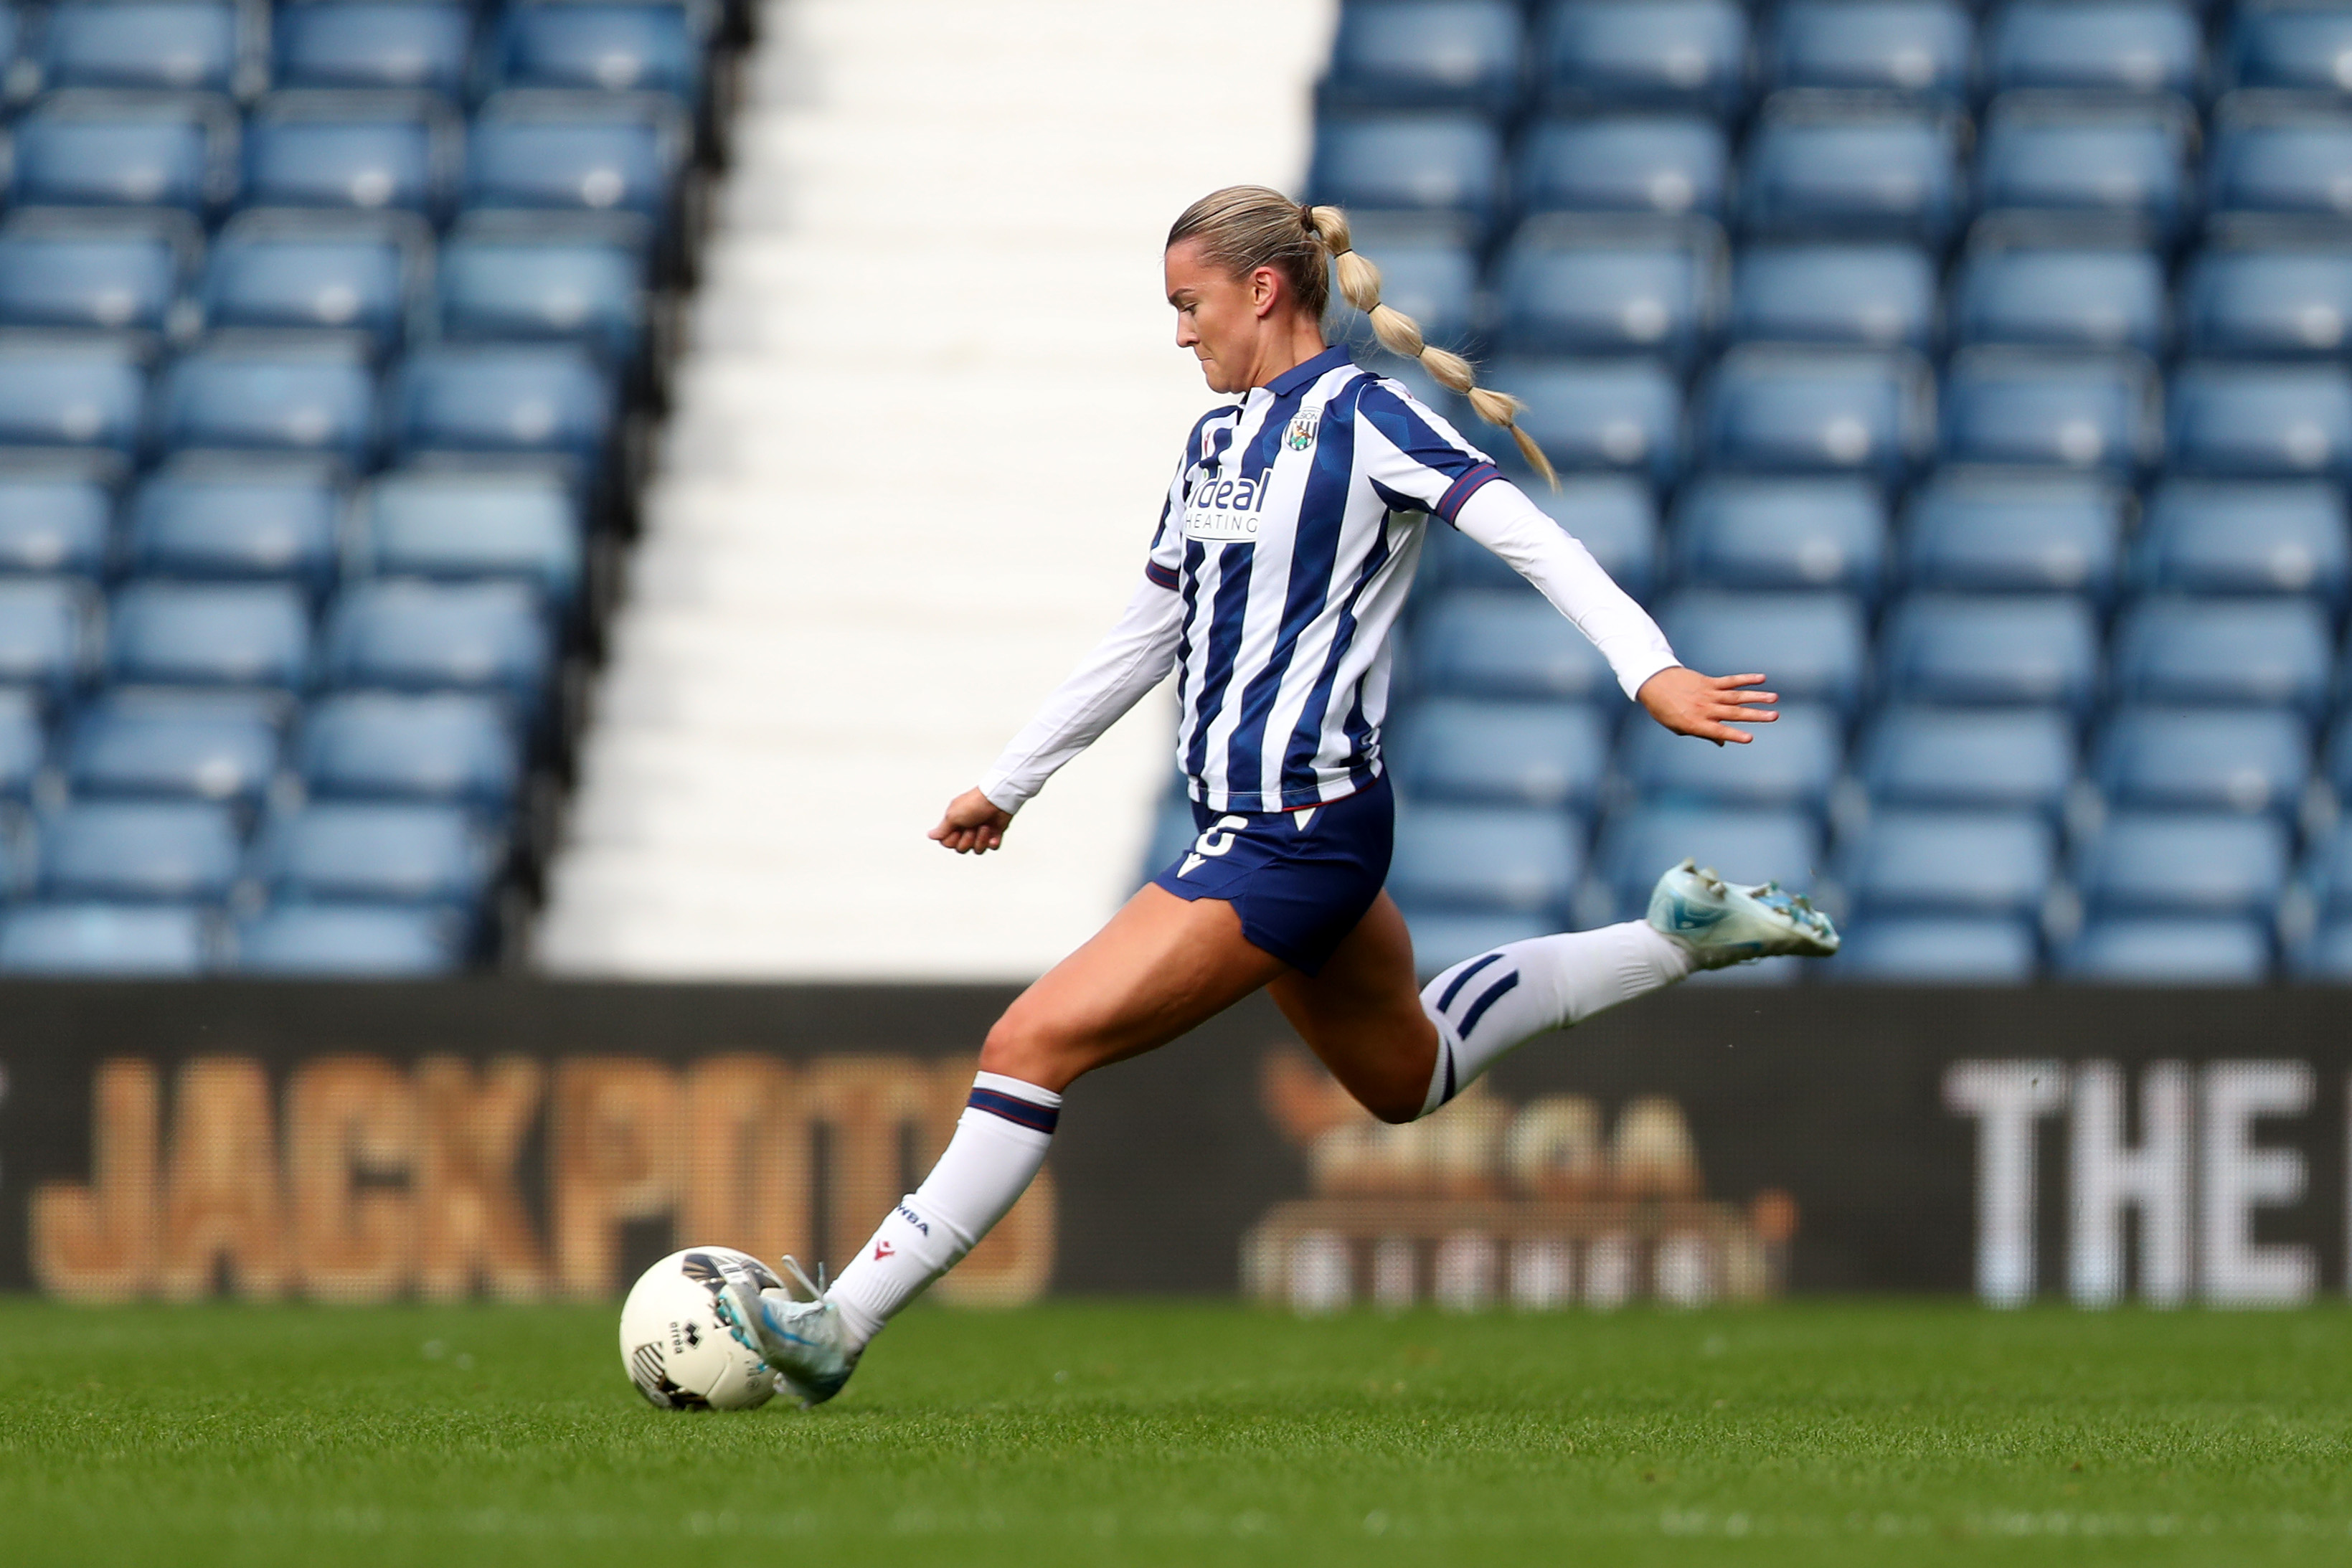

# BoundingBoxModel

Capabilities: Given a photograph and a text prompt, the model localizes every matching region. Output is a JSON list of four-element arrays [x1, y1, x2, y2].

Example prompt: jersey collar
[[1256, 344, 1354, 401]]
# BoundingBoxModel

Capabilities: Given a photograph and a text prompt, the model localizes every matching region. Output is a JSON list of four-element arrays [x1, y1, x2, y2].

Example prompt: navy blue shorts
[[1150, 773, 1393, 975]]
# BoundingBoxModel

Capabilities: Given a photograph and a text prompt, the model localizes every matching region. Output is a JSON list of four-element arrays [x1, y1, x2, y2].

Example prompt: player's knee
[[978, 1014, 1082, 1090], [1363, 1085, 1424, 1125]]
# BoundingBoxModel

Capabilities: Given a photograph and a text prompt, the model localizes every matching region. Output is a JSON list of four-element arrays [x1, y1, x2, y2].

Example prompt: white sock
[[1416, 922, 1693, 1116], [826, 1071, 1059, 1352]]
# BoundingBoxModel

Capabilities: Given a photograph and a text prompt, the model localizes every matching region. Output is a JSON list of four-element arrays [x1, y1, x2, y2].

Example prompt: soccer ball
[[618, 1246, 783, 1410]]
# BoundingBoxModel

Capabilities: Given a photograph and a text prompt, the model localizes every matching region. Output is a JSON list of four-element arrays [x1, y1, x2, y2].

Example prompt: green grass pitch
[[4, 1298, 2351, 1566]]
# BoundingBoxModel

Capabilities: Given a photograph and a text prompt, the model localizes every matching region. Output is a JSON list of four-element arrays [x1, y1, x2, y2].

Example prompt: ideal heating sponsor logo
[[1182, 468, 1272, 542]]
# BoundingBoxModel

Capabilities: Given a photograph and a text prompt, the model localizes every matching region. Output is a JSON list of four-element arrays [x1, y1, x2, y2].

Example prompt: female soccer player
[[723, 186, 1837, 1403]]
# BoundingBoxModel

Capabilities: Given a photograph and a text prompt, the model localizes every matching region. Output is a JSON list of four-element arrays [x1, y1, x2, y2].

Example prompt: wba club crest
[[1285, 414, 1318, 451]]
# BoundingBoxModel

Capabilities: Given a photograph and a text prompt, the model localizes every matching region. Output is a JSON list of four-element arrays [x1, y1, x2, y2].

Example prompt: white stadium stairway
[[536, 0, 1339, 977]]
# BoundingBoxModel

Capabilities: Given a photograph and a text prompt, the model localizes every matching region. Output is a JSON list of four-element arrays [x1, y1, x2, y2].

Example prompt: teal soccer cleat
[[1646, 858, 1840, 969], [712, 1255, 859, 1408]]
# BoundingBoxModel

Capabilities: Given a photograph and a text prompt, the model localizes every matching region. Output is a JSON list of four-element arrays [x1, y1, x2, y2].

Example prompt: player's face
[[1166, 240, 1277, 396]]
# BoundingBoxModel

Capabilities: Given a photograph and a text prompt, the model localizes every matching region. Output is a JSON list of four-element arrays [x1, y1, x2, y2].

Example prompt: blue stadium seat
[[1975, 94, 2192, 237], [1950, 233, 2167, 354], [0, 902, 209, 974], [1617, 702, 1844, 809], [124, 456, 344, 593], [1837, 808, 2057, 916], [1656, 590, 1868, 712], [2181, 232, 2352, 357], [1725, 243, 1937, 350], [2294, 915, 2352, 979], [1595, 801, 1823, 917], [0, 577, 101, 698], [0, 209, 193, 333], [2094, 705, 2311, 816], [2074, 809, 2291, 915], [488, 1, 704, 101], [2060, 915, 2273, 981], [39, 1, 242, 94], [463, 90, 691, 224], [1491, 216, 1722, 364], [1831, 915, 2041, 981], [2207, 98, 2352, 221], [1514, 115, 1728, 219], [2135, 479, 2349, 602], [1761, 0, 1972, 98], [1388, 802, 1584, 915], [298, 691, 521, 806], [1412, 589, 1615, 699], [65, 690, 281, 806], [1879, 593, 2102, 712], [1983, 1, 2203, 96], [0, 687, 46, 800], [37, 799, 242, 901], [1538, 0, 1750, 115], [2166, 362, 2352, 477], [1418, 473, 1658, 600], [199, 211, 425, 352], [253, 800, 497, 905], [1388, 697, 1608, 810], [1323, 0, 1525, 112], [1308, 113, 1504, 227], [389, 344, 613, 463], [1856, 705, 2078, 815], [0, 334, 149, 452], [1940, 349, 2155, 471], [1401, 910, 1556, 977], [1482, 358, 1681, 483], [2226, 4, 2352, 94], [1698, 346, 1930, 481], [349, 466, 582, 605], [0, 458, 117, 578], [108, 580, 311, 690], [2111, 595, 2333, 716], [11, 92, 236, 212], [1902, 468, 2123, 598], [243, 91, 453, 216], [2299, 821, 2352, 922], [1672, 474, 1886, 600], [1739, 96, 1963, 243], [274, 0, 474, 94], [321, 580, 551, 699], [2320, 719, 2352, 807], [232, 902, 463, 975], [436, 214, 648, 366], [156, 338, 378, 466]]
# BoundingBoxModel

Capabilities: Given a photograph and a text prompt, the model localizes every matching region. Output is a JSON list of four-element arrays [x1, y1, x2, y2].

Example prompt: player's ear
[[1249, 264, 1283, 319]]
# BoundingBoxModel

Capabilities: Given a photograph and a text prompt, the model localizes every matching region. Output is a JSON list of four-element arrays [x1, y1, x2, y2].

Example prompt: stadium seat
[[1760, 0, 1972, 98], [232, 901, 464, 975], [108, 580, 311, 691], [37, 799, 242, 901], [1879, 593, 2102, 712], [2135, 479, 2348, 602], [1411, 589, 1616, 700], [1940, 349, 2156, 471], [1322, 0, 1526, 113], [1831, 915, 2041, 981], [1725, 243, 1937, 350], [1513, 115, 1728, 219], [1308, 113, 1504, 228], [156, 337, 378, 466], [0, 686, 46, 800], [0, 458, 118, 579], [1389, 698, 1607, 810], [1491, 216, 1722, 364], [2293, 915, 2352, 980], [1399, 910, 1556, 977], [462, 90, 689, 225], [1480, 358, 1681, 483], [2166, 362, 2352, 477], [1836, 808, 2057, 916], [1671, 474, 1886, 600], [199, 210, 425, 352], [2299, 821, 2352, 921], [1982, 1, 2203, 96], [1697, 346, 1931, 481], [2206, 98, 2352, 221], [2059, 915, 2273, 981], [1656, 590, 1868, 712], [2225, 3, 2352, 94], [2110, 595, 2333, 716], [66, 690, 281, 806], [1975, 93, 2192, 238], [348, 466, 582, 605], [298, 691, 522, 807], [320, 580, 552, 700], [436, 213, 649, 367], [38, 0, 242, 94], [10, 92, 236, 212], [1902, 468, 2123, 598], [1538, 0, 1750, 115], [273, 0, 475, 94], [1617, 702, 1844, 810], [2181, 231, 2352, 357], [0, 334, 149, 452], [0, 577, 101, 699], [242, 91, 453, 216], [0, 902, 209, 974], [1388, 802, 1584, 915], [1419, 474, 1657, 600], [124, 456, 345, 593], [1595, 801, 1823, 918], [1855, 704, 2078, 816], [488, 1, 704, 102], [2320, 719, 2352, 807], [1739, 96, 1963, 244], [0, 209, 194, 333], [2094, 705, 2310, 817], [389, 344, 614, 463], [1950, 231, 2167, 354], [253, 800, 499, 905], [2075, 809, 2292, 915]]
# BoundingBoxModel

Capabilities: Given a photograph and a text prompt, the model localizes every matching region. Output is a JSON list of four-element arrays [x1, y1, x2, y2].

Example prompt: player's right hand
[[930, 787, 1014, 854]]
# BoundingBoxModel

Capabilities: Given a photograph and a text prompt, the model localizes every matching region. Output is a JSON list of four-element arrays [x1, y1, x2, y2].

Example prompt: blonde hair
[[1166, 184, 1557, 486]]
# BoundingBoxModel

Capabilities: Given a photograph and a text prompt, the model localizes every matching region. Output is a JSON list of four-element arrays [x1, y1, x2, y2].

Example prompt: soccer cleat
[[712, 1255, 859, 1407], [1645, 857, 1840, 969]]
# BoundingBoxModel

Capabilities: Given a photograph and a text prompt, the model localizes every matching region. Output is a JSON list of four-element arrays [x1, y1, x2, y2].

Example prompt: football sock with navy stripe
[[827, 1071, 1061, 1352], [1415, 922, 1694, 1118]]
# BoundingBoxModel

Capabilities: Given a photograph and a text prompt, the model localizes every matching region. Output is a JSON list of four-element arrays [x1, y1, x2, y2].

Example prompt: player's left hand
[[1635, 666, 1777, 746], [930, 787, 1015, 854]]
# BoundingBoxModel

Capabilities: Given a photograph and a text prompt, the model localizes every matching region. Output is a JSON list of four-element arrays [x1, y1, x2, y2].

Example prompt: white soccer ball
[[618, 1246, 783, 1410]]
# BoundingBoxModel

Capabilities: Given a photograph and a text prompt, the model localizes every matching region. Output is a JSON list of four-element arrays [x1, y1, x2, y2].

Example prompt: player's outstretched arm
[[1637, 666, 1778, 745], [930, 788, 1015, 855]]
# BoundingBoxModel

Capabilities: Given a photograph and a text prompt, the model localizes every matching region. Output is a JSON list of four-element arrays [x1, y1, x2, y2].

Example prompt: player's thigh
[[979, 884, 1288, 1090], [1266, 891, 1438, 1124]]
